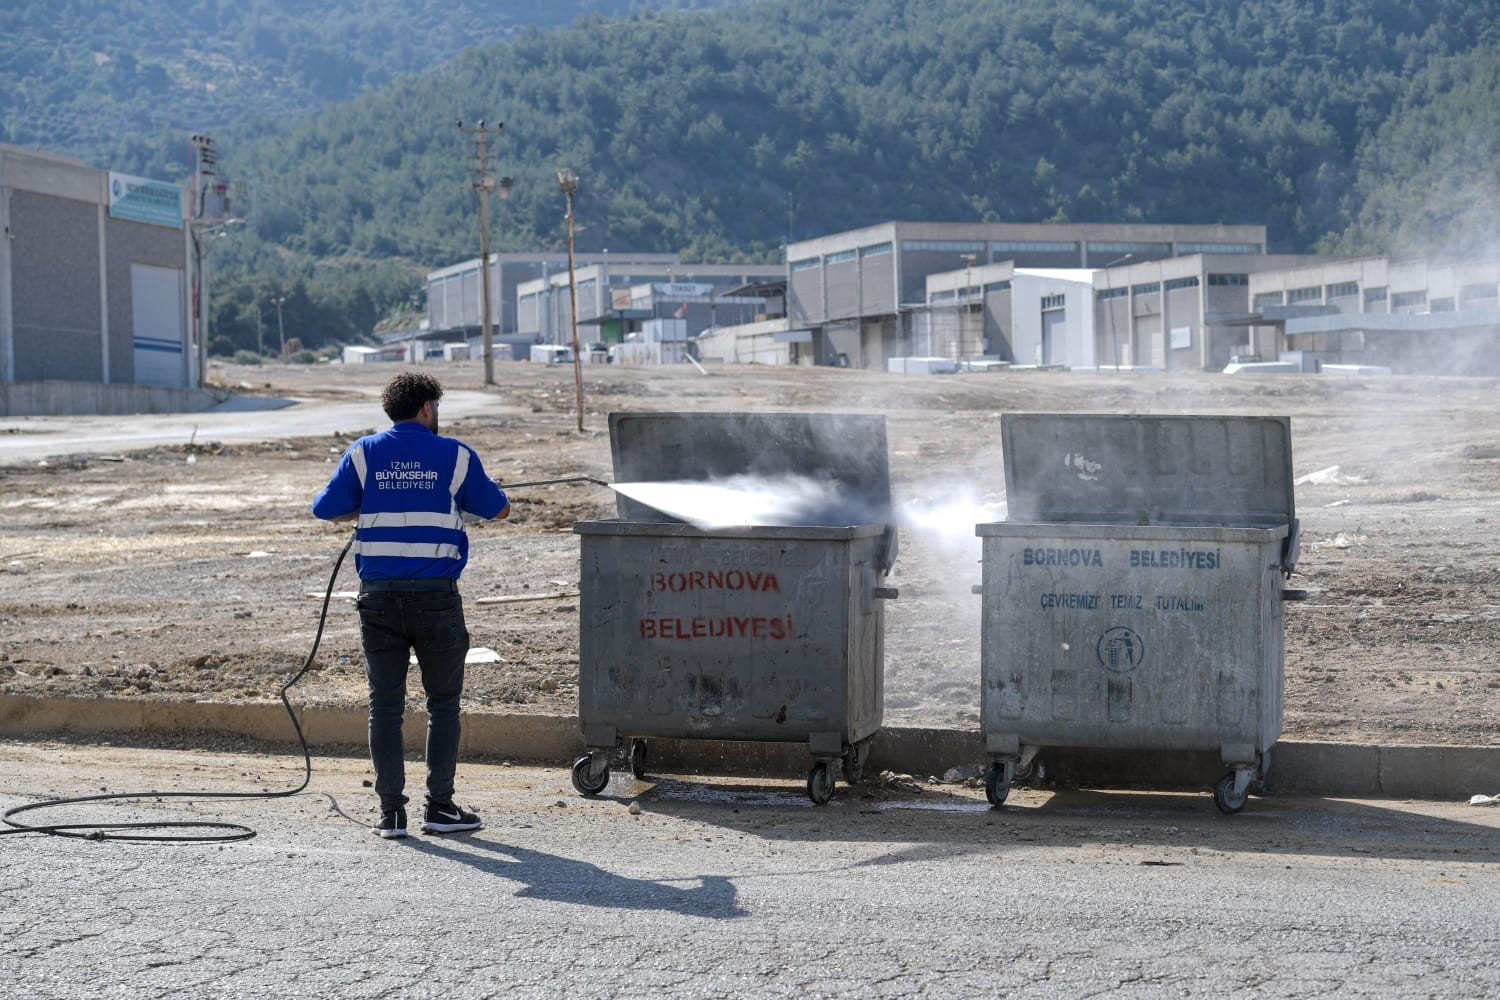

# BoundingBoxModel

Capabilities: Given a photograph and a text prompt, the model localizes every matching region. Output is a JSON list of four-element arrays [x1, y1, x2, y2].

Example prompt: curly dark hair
[[380, 371, 443, 421]]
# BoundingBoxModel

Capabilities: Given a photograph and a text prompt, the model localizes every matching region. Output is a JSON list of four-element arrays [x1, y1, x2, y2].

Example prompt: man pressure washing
[[313, 371, 509, 839]]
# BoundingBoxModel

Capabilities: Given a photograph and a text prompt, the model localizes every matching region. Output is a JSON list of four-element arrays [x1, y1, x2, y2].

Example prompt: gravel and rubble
[[2, 359, 1498, 746]]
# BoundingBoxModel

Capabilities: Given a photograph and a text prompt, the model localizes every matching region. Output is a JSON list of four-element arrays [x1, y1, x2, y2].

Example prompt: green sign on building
[[108, 172, 183, 228]]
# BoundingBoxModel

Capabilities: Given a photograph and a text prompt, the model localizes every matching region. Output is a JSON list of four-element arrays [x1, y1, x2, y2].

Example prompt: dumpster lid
[[607, 410, 895, 549], [1001, 413, 1295, 528]]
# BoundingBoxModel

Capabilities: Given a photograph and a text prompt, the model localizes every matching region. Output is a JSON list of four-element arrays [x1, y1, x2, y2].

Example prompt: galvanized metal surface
[[976, 522, 1287, 758], [574, 522, 888, 748], [1000, 412, 1294, 529], [981, 413, 1299, 786], [607, 410, 894, 534]]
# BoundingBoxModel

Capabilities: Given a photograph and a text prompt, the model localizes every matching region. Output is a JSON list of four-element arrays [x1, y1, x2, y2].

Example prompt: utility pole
[[457, 120, 512, 386], [557, 168, 584, 433], [274, 296, 286, 357]]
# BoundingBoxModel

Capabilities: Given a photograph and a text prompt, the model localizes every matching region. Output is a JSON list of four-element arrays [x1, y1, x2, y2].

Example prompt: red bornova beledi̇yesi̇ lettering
[[639, 615, 795, 640], [650, 570, 782, 592]]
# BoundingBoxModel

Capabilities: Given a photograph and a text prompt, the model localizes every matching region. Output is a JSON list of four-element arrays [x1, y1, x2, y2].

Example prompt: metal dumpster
[[571, 411, 899, 803], [976, 413, 1303, 813]]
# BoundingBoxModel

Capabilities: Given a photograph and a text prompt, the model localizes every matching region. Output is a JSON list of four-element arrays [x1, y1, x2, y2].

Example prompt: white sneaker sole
[[422, 820, 483, 833]]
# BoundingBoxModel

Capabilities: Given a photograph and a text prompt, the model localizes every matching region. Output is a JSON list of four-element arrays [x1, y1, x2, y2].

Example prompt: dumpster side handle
[[1281, 518, 1301, 577]]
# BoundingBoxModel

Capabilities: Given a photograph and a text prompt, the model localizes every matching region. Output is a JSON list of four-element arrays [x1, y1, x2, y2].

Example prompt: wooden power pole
[[457, 120, 511, 386]]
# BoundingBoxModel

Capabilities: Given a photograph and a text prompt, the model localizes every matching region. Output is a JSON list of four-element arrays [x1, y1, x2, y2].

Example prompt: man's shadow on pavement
[[400, 834, 747, 920]]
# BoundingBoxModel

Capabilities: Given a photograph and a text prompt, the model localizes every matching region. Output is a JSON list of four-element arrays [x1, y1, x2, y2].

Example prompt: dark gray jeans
[[356, 590, 469, 811]]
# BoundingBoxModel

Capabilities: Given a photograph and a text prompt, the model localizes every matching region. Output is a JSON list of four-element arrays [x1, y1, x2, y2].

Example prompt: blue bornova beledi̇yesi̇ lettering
[[1022, 547, 1103, 567], [1129, 548, 1220, 569]]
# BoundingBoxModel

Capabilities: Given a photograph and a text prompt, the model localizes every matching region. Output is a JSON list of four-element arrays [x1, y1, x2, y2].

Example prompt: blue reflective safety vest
[[311, 421, 508, 581]]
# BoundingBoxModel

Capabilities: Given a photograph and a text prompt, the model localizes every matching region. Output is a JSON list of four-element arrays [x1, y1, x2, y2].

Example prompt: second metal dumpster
[[976, 413, 1303, 813], [571, 411, 899, 804]]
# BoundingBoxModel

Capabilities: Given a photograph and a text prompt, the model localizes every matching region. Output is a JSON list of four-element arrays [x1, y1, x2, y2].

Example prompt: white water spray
[[897, 487, 1007, 558], [612, 475, 867, 529]]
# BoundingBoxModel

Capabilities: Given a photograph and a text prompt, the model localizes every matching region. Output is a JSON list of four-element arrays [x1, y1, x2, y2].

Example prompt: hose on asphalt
[[0, 535, 354, 844], [1, 474, 606, 843]]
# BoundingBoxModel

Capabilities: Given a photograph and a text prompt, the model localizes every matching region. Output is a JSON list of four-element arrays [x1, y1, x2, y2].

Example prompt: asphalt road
[[2, 739, 1497, 998], [0, 389, 499, 464]]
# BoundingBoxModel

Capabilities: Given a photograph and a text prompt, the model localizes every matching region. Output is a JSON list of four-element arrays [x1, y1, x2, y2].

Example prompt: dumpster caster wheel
[[1214, 772, 1248, 815], [629, 739, 649, 780], [841, 741, 870, 785], [571, 756, 610, 797], [985, 762, 1012, 807], [807, 762, 836, 805], [1018, 756, 1048, 788]]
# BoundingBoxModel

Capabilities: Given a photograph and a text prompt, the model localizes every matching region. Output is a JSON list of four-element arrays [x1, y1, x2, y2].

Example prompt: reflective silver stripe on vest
[[450, 446, 470, 503], [355, 541, 462, 561], [357, 511, 465, 531], [350, 444, 368, 488]]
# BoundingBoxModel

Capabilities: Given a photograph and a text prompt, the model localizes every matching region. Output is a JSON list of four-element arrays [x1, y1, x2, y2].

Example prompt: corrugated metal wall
[[10, 192, 101, 382]]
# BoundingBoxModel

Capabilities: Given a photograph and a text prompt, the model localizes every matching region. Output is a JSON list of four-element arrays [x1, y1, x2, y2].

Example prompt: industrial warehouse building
[[890, 251, 1500, 375], [425, 251, 678, 340], [784, 221, 1269, 369], [0, 143, 210, 415], [423, 252, 781, 360], [1243, 256, 1500, 375], [515, 261, 785, 347], [1090, 252, 1336, 371]]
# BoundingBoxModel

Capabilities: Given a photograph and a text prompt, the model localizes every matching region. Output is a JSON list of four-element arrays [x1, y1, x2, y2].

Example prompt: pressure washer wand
[[498, 476, 612, 490]]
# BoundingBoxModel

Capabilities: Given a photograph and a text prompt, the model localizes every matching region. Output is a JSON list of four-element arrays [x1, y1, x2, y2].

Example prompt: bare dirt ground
[[2, 359, 1498, 746]]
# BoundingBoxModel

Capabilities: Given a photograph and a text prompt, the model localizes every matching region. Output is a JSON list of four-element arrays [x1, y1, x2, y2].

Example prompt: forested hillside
[[0, 0, 735, 177], [8, 0, 1499, 354]]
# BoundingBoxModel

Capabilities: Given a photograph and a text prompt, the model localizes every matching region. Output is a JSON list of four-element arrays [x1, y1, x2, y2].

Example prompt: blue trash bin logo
[[1096, 626, 1144, 674]]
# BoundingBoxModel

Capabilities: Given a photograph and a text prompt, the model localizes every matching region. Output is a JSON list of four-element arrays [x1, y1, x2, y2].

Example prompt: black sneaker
[[422, 800, 482, 834], [373, 806, 407, 839]]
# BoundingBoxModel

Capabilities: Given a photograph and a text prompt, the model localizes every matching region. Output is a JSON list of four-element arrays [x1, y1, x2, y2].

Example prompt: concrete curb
[[1, 694, 1494, 800]]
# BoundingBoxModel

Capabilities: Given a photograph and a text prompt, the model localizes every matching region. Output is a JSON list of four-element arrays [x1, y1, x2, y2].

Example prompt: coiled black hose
[[0, 535, 354, 844]]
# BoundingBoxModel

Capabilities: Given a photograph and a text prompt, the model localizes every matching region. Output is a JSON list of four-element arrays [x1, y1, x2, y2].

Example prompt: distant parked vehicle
[[1319, 364, 1392, 376], [1222, 360, 1300, 374], [529, 344, 574, 364]]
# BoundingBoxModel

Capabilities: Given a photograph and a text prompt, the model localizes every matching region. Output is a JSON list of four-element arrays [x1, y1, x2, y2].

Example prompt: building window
[[901, 240, 987, 253], [1096, 286, 1129, 300], [790, 257, 821, 272], [860, 242, 893, 258], [930, 289, 957, 303], [1040, 294, 1066, 310], [1253, 291, 1284, 309], [1459, 283, 1498, 306], [1326, 281, 1359, 299], [990, 240, 1078, 254], [1430, 297, 1455, 312], [1132, 282, 1161, 295], [1177, 242, 1262, 254], [1363, 286, 1387, 307], [1208, 273, 1249, 286], [1287, 286, 1322, 304], [983, 280, 1012, 293], [1164, 276, 1200, 291], [825, 249, 857, 265], [1090, 241, 1172, 255], [1391, 290, 1427, 309]]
